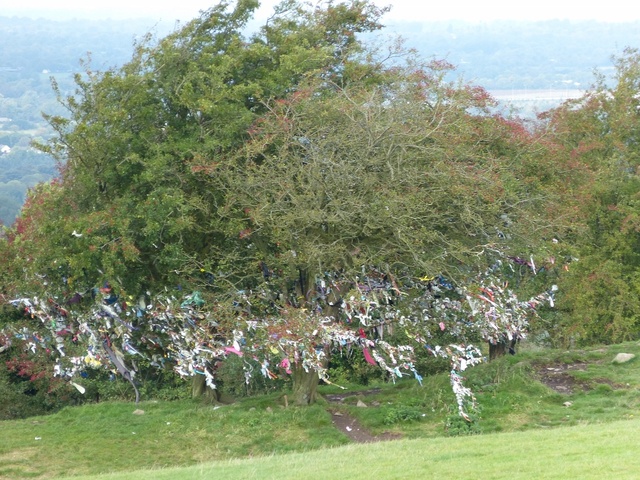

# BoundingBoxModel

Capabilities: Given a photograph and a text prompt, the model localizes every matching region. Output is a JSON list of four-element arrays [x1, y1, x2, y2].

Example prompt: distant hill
[[0, 17, 174, 226], [384, 19, 640, 90], [0, 16, 172, 74]]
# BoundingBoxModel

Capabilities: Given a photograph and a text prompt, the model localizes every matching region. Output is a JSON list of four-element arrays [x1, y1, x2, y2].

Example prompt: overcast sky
[[5, 0, 640, 24]]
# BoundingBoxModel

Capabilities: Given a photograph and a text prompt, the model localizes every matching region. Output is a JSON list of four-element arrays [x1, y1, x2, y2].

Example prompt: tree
[[27, 0, 391, 294], [0, 0, 397, 403], [206, 57, 568, 371], [540, 47, 640, 345], [2, 1, 560, 414]]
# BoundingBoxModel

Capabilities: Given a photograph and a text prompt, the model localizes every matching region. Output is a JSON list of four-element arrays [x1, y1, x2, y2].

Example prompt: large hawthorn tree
[[1, 1, 565, 409]]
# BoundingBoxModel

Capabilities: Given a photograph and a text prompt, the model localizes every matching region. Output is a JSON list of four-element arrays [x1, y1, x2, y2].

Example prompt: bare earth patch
[[534, 362, 590, 394], [534, 361, 625, 394], [324, 388, 402, 443]]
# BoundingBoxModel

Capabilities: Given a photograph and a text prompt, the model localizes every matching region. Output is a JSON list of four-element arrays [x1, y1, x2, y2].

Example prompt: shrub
[[382, 405, 424, 425], [445, 413, 482, 436]]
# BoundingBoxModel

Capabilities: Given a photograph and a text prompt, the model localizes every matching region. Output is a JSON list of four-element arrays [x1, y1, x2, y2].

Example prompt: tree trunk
[[489, 338, 517, 361], [191, 374, 221, 401], [289, 267, 333, 405], [489, 341, 507, 360], [291, 363, 321, 405], [294, 267, 311, 307]]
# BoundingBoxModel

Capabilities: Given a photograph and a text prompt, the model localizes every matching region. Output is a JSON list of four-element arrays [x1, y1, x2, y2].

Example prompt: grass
[[0, 397, 348, 478], [2, 340, 640, 479], [61, 418, 640, 479]]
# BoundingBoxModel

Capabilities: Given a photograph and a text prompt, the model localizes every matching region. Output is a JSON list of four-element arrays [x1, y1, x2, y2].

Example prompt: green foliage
[[0, 347, 78, 419], [0, 363, 50, 420], [6, 0, 393, 296], [6, 0, 560, 301], [0, 1, 585, 419], [543, 47, 640, 345], [558, 256, 640, 345], [327, 349, 387, 386], [218, 63, 563, 289], [216, 355, 288, 398], [75, 366, 193, 404], [382, 404, 424, 425], [445, 413, 482, 436]]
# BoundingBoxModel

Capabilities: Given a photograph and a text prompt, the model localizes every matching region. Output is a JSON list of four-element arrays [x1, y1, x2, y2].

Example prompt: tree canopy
[[0, 0, 591, 415], [539, 47, 640, 345]]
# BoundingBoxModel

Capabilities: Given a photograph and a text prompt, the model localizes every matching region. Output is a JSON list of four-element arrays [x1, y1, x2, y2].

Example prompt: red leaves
[[6, 355, 47, 382]]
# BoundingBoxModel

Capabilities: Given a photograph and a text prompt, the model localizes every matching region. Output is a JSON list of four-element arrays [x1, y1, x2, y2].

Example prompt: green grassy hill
[[3, 341, 640, 479], [66, 419, 640, 480]]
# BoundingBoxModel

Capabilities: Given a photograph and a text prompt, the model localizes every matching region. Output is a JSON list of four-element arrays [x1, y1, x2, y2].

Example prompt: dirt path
[[324, 388, 402, 443]]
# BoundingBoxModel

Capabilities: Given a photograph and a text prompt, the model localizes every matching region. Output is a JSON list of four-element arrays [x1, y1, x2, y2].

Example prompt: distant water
[[490, 89, 584, 102], [490, 89, 584, 116]]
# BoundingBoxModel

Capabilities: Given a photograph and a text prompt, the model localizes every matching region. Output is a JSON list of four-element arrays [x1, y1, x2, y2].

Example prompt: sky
[[4, 0, 640, 24]]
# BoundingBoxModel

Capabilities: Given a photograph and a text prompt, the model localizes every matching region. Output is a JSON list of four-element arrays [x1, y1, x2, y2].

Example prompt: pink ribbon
[[224, 346, 243, 356], [280, 358, 292, 374], [363, 348, 377, 366]]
